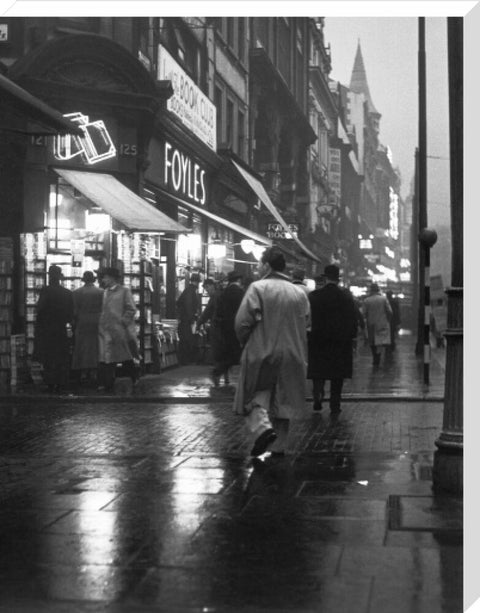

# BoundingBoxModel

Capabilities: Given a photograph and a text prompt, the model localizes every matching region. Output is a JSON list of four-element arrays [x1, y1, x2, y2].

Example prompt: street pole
[[419, 228, 437, 385], [432, 17, 463, 495], [416, 17, 427, 357]]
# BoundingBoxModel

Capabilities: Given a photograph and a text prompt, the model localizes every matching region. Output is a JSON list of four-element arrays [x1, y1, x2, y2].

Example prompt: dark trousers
[[313, 378, 344, 410], [370, 346, 381, 365], [99, 360, 137, 390]]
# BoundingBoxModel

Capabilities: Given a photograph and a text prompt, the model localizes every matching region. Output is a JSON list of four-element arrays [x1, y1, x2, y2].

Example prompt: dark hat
[[48, 264, 63, 279], [324, 264, 340, 281], [292, 267, 306, 281], [100, 267, 121, 280], [82, 271, 96, 283], [227, 270, 243, 283], [370, 283, 380, 293], [190, 273, 200, 284]]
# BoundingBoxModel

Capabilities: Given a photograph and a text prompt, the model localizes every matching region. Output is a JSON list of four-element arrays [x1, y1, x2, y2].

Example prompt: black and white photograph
[[0, 2, 472, 611]]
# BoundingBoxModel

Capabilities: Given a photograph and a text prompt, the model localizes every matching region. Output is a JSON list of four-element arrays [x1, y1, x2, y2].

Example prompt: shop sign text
[[266, 223, 299, 240], [164, 141, 207, 205], [157, 45, 216, 151]]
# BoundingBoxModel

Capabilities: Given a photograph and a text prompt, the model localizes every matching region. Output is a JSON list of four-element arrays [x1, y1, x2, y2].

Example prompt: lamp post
[[418, 227, 437, 385], [432, 17, 463, 494]]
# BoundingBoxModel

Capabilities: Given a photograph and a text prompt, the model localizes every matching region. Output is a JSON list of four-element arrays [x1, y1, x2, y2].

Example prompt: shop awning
[[0, 74, 83, 135], [154, 186, 272, 247], [231, 161, 321, 263], [54, 168, 189, 234]]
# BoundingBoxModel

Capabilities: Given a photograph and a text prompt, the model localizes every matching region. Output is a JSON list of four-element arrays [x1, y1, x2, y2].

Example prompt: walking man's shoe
[[251, 428, 277, 457]]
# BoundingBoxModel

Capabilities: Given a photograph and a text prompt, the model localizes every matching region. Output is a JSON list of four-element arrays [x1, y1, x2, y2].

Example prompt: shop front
[[2, 33, 188, 379]]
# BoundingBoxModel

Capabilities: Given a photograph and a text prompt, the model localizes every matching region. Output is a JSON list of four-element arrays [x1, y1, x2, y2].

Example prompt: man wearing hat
[[307, 264, 357, 414], [176, 272, 201, 365], [34, 265, 74, 393], [363, 283, 393, 366], [98, 267, 139, 392], [212, 270, 245, 387], [291, 267, 310, 295], [71, 271, 103, 386]]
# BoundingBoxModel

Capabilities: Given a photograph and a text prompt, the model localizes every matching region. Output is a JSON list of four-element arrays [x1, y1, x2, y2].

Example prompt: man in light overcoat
[[233, 247, 310, 457]]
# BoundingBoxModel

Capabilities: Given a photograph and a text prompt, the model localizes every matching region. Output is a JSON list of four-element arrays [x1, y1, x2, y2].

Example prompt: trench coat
[[98, 284, 138, 364], [34, 283, 74, 385], [71, 283, 103, 370], [363, 292, 392, 347], [233, 272, 310, 419], [307, 284, 357, 380]]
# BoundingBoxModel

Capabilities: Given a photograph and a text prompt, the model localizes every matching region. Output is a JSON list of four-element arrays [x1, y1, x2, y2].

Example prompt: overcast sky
[[324, 16, 451, 226]]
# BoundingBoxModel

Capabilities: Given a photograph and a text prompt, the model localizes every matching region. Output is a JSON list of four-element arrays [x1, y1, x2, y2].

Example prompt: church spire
[[349, 40, 380, 116]]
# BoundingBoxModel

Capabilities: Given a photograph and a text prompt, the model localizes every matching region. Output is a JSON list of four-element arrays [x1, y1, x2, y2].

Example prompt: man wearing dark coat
[[307, 264, 357, 414], [214, 271, 245, 386], [34, 264, 74, 393], [176, 273, 201, 365]]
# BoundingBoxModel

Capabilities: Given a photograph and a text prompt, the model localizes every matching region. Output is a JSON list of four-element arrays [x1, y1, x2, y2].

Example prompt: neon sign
[[54, 112, 116, 165]]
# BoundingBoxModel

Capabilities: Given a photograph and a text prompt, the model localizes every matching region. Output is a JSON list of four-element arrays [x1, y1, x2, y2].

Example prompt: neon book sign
[[54, 112, 116, 165]]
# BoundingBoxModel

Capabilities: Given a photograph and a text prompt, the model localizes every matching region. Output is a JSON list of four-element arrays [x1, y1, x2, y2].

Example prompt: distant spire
[[349, 40, 380, 116]]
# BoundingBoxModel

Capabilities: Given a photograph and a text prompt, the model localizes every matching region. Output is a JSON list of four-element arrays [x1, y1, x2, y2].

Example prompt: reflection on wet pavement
[[0, 397, 462, 613]]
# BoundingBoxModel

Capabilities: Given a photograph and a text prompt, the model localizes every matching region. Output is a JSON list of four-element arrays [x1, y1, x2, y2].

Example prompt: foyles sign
[[163, 140, 207, 205], [157, 45, 216, 151]]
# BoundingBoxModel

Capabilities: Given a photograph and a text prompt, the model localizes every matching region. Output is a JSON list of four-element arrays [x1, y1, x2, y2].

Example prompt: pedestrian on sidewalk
[[197, 278, 224, 383], [97, 267, 139, 392], [363, 283, 392, 366], [386, 290, 401, 350], [71, 271, 103, 387], [33, 264, 74, 393], [307, 264, 357, 414], [176, 272, 201, 365], [233, 247, 310, 457], [291, 267, 311, 295], [214, 271, 245, 387]]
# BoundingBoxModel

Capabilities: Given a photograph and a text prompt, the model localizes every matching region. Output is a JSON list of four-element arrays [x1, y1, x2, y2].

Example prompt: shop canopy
[[231, 160, 321, 263], [154, 187, 272, 247], [54, 168, 189, 234], [0, 74, 83, 135]]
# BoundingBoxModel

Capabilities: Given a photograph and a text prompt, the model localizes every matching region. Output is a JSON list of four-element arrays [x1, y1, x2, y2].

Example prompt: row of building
[[0, 17, 412, 380]]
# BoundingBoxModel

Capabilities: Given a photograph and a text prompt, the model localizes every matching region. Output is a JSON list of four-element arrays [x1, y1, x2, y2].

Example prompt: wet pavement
[[5, 331, 446, 402], [0, 333, 462, 612]]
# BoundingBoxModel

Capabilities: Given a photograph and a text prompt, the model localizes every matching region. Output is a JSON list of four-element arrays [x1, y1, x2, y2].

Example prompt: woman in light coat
[[233, 247, 310, 457], [98, 267, 139, 392], [363, 283, 392, 366]]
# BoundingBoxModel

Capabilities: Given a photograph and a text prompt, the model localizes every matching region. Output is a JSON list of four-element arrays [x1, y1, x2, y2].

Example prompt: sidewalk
[[0, 396, 461, 613], [3, 331, 446, 402]]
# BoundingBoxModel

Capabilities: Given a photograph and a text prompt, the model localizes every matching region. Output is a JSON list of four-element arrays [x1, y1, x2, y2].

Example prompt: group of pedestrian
[[232, 247, 401, 458], [33, 265, 139, 393]]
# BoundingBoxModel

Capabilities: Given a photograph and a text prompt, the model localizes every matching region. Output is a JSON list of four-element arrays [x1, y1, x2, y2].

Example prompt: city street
[[0, 335, 462, 613]]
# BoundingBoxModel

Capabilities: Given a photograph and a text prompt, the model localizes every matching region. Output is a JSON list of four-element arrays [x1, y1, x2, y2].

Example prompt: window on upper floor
[[226, 98, 234, 148], [237, 109, 245, 158], [215, 85, 223, 145]]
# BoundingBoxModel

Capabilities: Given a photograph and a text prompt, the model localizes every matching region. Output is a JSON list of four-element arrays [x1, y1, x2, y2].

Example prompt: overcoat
[[98, 285, 138, 364], [307, 284, 357, 380], [71, 283, 103, 369], [216, 283, 245, 365], [34, 283, 74, 385], [363, 292, 392, 346], [233, 272, 310, 419]]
